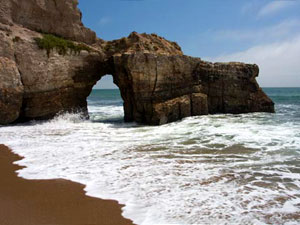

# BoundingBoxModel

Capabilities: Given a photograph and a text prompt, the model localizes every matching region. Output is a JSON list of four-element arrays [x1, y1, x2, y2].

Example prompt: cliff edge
[[0, 0, 274, 125]]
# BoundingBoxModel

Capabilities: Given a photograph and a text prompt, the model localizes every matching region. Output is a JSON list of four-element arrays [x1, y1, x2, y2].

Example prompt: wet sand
[[0, 144, 134, 225]]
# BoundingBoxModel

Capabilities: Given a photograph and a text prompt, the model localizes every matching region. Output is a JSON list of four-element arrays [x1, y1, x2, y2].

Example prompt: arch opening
[[87, 74, 125, 123]]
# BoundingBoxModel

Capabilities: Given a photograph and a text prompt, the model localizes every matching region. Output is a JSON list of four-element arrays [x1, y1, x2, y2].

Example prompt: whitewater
[[0, 88, 299, 225]]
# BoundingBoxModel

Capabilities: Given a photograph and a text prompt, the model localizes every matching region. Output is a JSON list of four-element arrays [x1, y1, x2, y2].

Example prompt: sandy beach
[[0, 144, 134, 225]]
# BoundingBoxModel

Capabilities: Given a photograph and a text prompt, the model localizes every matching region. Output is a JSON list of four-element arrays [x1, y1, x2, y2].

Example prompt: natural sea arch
[[84, 66, 135, 123], [88, 75, 124, 122]]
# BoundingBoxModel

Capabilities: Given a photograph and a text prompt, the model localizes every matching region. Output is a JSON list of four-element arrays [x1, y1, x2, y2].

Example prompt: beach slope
[[0, 144, 134, 225]]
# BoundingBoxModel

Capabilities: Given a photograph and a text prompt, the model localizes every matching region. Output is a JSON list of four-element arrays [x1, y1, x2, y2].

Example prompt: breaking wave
[[0, 88, 299, 225]]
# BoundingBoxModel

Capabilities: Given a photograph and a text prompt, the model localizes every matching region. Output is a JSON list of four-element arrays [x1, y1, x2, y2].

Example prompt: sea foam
[[0, 96, 300, 225]]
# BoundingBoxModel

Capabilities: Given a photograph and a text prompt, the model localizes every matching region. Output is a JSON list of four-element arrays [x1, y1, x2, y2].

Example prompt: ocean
[[0, 88, 299, 225]]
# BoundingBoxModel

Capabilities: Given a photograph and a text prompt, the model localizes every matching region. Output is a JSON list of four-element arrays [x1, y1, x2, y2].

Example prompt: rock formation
[[0, 0, 274, 125], [108, 54, 274, 125], [0, 0, 96, 44]]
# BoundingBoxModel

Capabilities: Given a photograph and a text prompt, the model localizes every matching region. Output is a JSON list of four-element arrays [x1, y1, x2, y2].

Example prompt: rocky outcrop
[[0, 0, 96, 44], [109, 53, 274, 125], [0, 0, 274, 125], [0, 22, 103, 124], [100, 32, 183, 57], [0, 57, 23, 124]]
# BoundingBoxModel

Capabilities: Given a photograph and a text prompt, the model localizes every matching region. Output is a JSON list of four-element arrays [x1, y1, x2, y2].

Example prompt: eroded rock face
[[110, 53, 274, 125], [0, 0, 274, 125], [101, 32, 183, 57], [0, 57, 23, 124], [0, 24, 103, 124], [0, 0, 96, 44]]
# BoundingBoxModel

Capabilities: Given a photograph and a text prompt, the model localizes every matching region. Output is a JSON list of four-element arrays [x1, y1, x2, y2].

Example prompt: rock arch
[[83, 53, 274, 126], [0, 0, 275, 125]]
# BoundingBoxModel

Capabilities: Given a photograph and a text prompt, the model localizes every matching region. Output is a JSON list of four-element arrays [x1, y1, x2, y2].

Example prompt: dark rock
[[191, 93, 208, 116], [0, 57, 23, 124], [109, 53, 274, 125]]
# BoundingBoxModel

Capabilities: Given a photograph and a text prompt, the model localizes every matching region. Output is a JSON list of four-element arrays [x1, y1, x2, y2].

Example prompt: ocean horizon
[[0, 87, 299, 224]]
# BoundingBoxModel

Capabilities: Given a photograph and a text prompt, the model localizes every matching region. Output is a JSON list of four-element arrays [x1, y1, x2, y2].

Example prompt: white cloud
[[98, 17, 111, 26], [258, 0, 295, 17], [207, 35, 300, 87], [215, 19, 300, 42]]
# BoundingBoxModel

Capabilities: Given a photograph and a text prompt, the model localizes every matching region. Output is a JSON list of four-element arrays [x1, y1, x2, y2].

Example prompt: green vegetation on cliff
[[34, 34, 91, 57]]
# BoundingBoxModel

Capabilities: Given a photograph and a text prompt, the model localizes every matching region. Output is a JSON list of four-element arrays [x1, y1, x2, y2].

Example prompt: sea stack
[[0, 0, 274, 125]]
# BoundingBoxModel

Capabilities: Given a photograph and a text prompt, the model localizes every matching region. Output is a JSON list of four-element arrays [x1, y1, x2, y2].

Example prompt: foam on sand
[[0, 95, 299, 225]]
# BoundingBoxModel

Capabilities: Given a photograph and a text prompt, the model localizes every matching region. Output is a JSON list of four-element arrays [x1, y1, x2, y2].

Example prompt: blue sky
[[78, 0, 300, 88]]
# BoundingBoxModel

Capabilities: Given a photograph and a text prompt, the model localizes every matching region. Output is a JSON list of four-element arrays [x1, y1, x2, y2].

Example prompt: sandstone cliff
[[109, 54, 274, 124], [0, 0, 274, 125], [0, 0, 96, 44], [100, 32, 183, 57]]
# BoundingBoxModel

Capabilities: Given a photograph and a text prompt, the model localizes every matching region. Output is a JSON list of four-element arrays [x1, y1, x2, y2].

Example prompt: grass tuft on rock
[[34, 34, 91, 57]]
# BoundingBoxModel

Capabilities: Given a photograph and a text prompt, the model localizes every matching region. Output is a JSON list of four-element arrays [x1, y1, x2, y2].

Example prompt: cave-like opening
[[87, 74, 125, 123]]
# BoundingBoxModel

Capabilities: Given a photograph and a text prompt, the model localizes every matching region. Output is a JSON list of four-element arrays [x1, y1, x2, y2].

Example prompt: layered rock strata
[[0, 0, 96, 44], [0, 0, 274, 125], [109, 54, 274, 125]]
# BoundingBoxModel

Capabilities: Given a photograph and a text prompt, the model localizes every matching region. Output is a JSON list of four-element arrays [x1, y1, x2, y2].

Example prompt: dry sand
[[0, 144, 134, 225]]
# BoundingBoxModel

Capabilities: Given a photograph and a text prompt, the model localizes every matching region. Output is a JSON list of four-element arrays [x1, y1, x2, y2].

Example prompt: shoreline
[[0, 144, 134, 225]]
